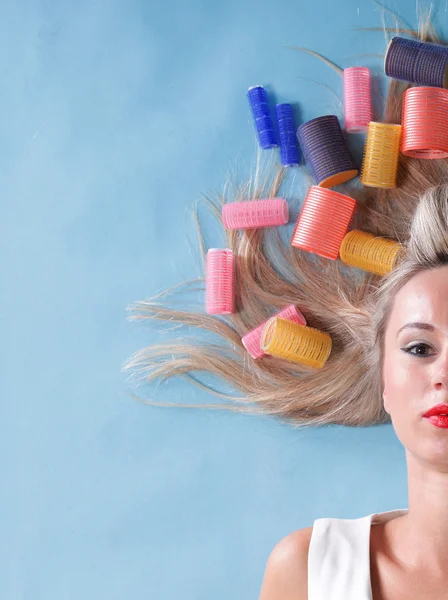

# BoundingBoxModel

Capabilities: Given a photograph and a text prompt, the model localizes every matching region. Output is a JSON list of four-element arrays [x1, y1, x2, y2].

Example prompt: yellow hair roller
[[261, 317, 332, 369], [340, 230, 403, 275], [360, 122, 402, 189]]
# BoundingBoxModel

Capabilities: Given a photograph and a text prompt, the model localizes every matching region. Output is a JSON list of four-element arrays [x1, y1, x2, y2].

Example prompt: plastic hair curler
[[343, 67, 372, 133], [222, 198, 289, 230], [205, 248, 235, 314], [384, 36, 448, 88], [401, 86, 448, 159], [360, 122, 402, 188], [297, 115, 358, 187], [261, 317, 332, 369], [275, 103, 300, 166], [242, 304, 307, 359], [339, 230, 403, 276], [291, 186, 357, 260], [247, 85, 278, 149]]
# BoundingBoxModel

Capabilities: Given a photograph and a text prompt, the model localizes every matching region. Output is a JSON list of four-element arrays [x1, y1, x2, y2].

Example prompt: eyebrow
[[396, 322, 437, 338]]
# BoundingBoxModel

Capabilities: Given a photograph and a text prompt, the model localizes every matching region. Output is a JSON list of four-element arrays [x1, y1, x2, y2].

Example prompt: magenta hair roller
[[241, 304, 306, 359], [222, 198, 289, 230], [205, 249, 235, 315]]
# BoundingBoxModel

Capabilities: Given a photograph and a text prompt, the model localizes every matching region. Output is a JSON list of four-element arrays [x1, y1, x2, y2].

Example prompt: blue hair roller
[[247, 86, 278, 149], [275, 103, 300, 167], [297, 115, 358, 187], [385, 36, 448, 87]]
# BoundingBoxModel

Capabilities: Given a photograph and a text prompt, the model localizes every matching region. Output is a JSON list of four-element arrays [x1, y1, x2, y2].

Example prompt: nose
[[433, 349, 448, 390]]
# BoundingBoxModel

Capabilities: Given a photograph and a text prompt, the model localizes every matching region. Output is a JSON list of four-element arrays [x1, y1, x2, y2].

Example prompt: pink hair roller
[[205, 248, 235, 315], [241, 304, 306, 359], [290, 186, 357, 260], [343, 67, 372, 133], [222, 198, 289, 230]]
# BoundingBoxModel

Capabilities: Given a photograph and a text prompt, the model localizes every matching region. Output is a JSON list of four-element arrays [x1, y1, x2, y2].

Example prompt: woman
[[125, 16, 448, 600], [259, 186, 448, 598]]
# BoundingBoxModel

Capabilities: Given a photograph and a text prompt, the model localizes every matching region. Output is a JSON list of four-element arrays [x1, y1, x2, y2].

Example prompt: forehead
[[388, 266, 448, 331]]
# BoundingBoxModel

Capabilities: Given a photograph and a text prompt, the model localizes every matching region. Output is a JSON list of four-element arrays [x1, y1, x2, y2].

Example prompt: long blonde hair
[[124, 16, 448, 428]]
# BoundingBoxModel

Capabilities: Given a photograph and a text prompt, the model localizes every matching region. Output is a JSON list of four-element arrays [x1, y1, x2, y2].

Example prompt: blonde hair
[[124, 17, 448, 428]]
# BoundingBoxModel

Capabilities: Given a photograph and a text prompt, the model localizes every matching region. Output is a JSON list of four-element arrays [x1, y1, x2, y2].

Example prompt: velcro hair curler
[[401, 86, 448, 159], [205, 248, 235, 314], [242, 304, 306, 359], [291, 186, 357, 260], [261, 317, 332, 369], [385, 36, 448, 87], [247, 85, 278, 149], [275, 103, 300, 167], [222, 198, 289, 230], [339, 230, 403, 275], [343, 67, 372, 133], [360, 122, 402, 188], [296, 115, 358, 187]]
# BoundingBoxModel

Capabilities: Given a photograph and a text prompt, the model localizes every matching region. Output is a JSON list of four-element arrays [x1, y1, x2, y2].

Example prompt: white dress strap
[[307, 514, 374, 600]]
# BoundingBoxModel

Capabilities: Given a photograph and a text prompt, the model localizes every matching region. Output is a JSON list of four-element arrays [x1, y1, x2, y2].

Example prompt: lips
[[423, 403, 448, 418]]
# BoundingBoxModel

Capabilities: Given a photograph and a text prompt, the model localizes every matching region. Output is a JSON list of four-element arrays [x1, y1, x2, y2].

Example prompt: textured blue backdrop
[[1, 1, 443, 598]]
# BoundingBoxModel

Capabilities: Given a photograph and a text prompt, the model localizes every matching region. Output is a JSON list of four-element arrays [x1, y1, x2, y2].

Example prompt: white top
[[307, 508, 408, 599]]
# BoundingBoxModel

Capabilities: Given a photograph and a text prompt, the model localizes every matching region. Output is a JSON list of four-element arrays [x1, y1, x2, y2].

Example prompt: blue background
[[1, 0, 439, 598]]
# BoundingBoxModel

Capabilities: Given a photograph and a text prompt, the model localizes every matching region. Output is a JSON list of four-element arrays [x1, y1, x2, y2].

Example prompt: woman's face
[[382, 265, 448, 467]]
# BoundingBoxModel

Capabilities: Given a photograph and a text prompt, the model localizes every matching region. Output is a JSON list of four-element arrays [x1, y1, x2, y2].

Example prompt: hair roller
[[296, 115, 358, 187], [339, 230, 403, 275], [291, 186, 357, 260], [261, 317, 332, 369], [360, 122, 402, 188], [247, 86, 278, 149], [242, 304, 306, 359], [384, 36, 448, 87], [205, 249, 235, 314], [343, 67, 372, 133], [275, 103, 300, 167], [401, 87, 448, 159], [222, 198, 289, 230]]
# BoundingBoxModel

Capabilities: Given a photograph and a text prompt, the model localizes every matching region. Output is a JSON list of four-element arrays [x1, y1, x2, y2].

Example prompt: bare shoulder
[[258, 526, 313, 600]]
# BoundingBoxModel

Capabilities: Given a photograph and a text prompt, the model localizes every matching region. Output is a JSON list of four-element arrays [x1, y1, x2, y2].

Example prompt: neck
[[395, 451, 448, 575]]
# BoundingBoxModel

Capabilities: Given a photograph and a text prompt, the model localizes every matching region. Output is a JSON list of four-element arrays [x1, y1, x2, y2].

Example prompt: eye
[[402, 343, 434, 357]]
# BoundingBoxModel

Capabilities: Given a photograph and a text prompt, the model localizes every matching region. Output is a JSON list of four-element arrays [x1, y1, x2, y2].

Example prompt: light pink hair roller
[[205, 249, 235, 315], [222, 198, 289, 230], [343, 67, 372, 133], [241, 304, 306, 359]]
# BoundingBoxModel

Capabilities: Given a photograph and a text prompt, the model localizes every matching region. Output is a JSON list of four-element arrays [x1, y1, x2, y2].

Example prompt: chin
[[410, 441, 448, 469]]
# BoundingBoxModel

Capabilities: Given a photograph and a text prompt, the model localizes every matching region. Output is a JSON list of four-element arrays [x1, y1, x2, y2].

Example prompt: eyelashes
[[401, 343, 434, 357]]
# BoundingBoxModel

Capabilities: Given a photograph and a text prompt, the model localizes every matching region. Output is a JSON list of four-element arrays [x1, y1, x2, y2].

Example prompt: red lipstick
[[423, 404, 448, 428]]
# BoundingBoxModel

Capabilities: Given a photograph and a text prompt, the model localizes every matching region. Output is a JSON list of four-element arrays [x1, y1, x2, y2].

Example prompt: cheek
[[383, 353, 426, 414], [384, 362, 411, 394], [383, 353, 430, 447]]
